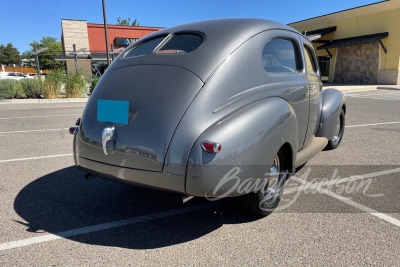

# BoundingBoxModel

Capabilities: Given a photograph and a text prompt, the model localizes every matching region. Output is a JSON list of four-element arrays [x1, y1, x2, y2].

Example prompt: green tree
[[29, 36, 64, 70], [0, 44, 4, 58], [21, 50, 32, 59], [116, 17, 140, 26], [0, 43, 21, 65]]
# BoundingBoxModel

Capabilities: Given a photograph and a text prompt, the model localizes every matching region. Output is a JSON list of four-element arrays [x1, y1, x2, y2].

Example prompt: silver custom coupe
[[71, 18, 345, 215]]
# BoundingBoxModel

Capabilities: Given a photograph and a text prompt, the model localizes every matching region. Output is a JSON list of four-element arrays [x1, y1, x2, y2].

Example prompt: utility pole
[[34, 44, 40, 76], [102, 0, 110, 66], [32, 45, 48, 77], [73, 44, 78, 73], [110, 47, 124, 62], [70, 46, 86, 73]]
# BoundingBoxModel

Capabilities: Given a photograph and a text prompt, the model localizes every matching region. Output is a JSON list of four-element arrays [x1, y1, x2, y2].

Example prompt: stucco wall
[[334, 43, 379, 84], [289, 2, 400, 84]]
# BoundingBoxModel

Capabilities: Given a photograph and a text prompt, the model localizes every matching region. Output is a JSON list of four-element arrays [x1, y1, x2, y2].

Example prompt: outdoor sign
[[115, 37, 139, 46]]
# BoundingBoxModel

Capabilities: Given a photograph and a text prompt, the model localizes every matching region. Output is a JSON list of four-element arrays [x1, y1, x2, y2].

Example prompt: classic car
[[70, 18, 345, 215]]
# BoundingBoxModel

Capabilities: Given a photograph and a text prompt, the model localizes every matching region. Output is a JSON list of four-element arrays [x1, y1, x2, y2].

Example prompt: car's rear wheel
[[325, 109, 345, 150], [242, 150, 288, 216]]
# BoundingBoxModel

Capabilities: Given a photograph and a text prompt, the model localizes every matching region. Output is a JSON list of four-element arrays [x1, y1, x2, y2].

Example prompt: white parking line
[[0, 202, 223, 251], [346, 121, 400, 128], [0, 128, 68, 134], [284, 167, 400, 194], [0, 114, 81, 120], [322, 190, 400, 227], [0, 154, 73, 163], [290, 176, 400, 227]]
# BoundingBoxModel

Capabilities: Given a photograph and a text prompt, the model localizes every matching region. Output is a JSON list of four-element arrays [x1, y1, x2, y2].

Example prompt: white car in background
[[0, 72, 34, 80]]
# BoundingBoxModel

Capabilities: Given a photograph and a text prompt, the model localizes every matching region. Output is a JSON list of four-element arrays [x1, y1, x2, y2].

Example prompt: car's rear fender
[[185, 97, 298, 197], [316, 89, 346, 140]]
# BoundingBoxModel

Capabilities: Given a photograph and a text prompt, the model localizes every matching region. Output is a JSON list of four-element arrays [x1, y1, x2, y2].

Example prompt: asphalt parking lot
[[1, 89, 400, 266]]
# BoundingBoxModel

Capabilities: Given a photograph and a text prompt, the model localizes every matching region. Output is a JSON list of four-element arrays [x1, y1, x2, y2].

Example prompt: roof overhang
[[317, 32, 389, 50], [304, 26, 337, 42], [303, 26, 337, 36]]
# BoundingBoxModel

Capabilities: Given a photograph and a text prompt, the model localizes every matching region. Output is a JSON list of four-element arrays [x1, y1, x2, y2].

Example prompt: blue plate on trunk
[[97, 99, 129, 124]]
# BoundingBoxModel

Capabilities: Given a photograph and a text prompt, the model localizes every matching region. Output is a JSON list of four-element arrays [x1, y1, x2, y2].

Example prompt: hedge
[[20, 79, 43, 98], [0, 79, 18, 99]]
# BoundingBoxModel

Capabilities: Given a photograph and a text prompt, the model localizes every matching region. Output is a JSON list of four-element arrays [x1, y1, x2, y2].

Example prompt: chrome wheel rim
[[265, 155, 280, 201], [332, 114, 343, 144]]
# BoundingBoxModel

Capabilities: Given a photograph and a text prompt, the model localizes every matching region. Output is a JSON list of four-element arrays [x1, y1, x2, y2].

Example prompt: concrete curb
[[322, 85, 400, 93], [322, 86, 377, 93], [0, 98, 89, 104]]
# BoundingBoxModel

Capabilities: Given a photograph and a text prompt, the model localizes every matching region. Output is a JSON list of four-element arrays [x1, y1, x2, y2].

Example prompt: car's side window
[[304, 46, 318, 75], [8, 73, 16, 76], [262, 39, 300, 73]]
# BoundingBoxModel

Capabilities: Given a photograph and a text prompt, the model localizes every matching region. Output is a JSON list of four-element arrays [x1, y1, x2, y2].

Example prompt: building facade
[[289, 0, 400, 84], [59, 19, 163, 76]]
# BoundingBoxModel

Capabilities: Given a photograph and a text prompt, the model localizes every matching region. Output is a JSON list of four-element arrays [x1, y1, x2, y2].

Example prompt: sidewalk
[[0, 98, 89, 104], [322, 83, 400, 93]]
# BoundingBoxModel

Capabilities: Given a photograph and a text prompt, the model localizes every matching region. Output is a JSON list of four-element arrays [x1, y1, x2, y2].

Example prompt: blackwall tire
[[242, 150, 288, 216]]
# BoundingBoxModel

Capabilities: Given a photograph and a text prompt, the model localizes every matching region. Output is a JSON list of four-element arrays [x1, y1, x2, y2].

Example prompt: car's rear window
[[124, 33, 203, 58], [156, 33, 203, 54], [124, 36, 167, 58]]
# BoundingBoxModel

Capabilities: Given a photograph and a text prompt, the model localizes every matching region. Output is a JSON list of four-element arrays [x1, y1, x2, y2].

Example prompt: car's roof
[[143, 18, 297, 40], [111, 18, 300, 82]]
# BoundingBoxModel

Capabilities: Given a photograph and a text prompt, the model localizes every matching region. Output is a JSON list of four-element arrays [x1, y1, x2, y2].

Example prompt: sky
[[0, 0, 382, 53]]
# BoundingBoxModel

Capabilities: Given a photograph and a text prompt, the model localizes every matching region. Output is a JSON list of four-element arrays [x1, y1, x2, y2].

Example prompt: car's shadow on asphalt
[[14, 167, 261, 249]]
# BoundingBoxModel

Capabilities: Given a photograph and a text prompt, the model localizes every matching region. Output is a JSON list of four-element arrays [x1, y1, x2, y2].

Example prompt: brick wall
[[334, 42, 379, 84]]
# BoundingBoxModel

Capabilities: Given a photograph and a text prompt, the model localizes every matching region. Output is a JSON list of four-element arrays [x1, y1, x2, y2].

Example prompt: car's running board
[[295, 137, 328, 167]]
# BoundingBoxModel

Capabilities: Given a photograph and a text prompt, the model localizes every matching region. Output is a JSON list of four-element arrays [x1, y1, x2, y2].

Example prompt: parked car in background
[[0, 72, 34, 80], [70, 18, 346, 216]]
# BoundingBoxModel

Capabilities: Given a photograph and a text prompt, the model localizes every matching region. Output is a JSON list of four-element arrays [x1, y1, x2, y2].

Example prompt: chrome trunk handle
[[102, 126, 115, 155]]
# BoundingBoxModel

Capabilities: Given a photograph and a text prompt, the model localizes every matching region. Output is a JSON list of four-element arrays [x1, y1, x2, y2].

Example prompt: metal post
[[102, 0, 110, 66], [73, 44, 79, 73], [111, 43, 115, 62], [34, 44, 40, 76]]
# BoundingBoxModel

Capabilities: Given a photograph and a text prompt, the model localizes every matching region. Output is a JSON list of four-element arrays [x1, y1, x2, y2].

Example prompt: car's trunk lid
[[78, 65, 203, 172]]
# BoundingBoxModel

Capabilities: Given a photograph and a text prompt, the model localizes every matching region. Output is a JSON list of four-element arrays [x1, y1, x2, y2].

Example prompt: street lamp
[[102, 0, 110, 66]]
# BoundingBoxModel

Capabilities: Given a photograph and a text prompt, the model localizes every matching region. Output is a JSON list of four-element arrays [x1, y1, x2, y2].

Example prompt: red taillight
[[69, 127, 78, 135], [201, 141, 222, 153]]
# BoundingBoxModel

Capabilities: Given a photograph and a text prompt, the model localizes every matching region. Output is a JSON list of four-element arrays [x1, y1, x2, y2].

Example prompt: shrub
[[20, 79, 43, 98], [43, 70, 63, 99], [14, 81, 25, 98], [0, 79, 18, 99], [65, 71, 86, 98], [89, 77, 100, 94]]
